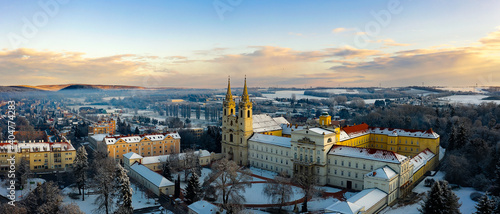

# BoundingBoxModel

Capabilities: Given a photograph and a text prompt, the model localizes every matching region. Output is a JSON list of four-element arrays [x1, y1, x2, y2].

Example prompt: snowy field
[[439, 95, 500, 105], [62, 183, 161, 214], [215, 183, 303, 205], [248, 167, 278, 180], [381, 171, 481, 214], [439, 87, 488, 94], [0, 178, 46, 201], [261, 90, 327, 100]]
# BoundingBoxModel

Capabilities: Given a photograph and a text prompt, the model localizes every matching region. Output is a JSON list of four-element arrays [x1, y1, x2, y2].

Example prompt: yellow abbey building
[[221, 78, 440, 205]]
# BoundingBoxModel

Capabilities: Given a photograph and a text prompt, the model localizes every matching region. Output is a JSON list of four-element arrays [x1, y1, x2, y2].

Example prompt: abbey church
[[221, 78, 441, 205]]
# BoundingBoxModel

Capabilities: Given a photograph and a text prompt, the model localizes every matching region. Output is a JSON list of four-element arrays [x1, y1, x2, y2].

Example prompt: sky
[[1, 0, 500, 88]]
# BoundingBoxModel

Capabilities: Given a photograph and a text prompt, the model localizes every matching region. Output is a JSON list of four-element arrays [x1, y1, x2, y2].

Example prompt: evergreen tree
[[185, 171, 202, 204], [174, 174, 181, 198], [448, 125, 457, 151], [475, 193, 495, 214], [161, 161, 173, 181], [442, 181, 461, 214], [73, 146, 89, 201], [456, 123, 468, 149], [134, 127, 140, 134], [420, 180, 461, 214], [114, 164, 133, 214]]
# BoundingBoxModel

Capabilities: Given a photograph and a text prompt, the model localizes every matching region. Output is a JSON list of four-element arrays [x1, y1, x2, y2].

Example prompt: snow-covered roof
[[188, 200, 224, 214], [129, 162, 174, 187], [123, 152, 143, 160], [281, 123, 304, 135], [272, 116, 289, 125], [325, 201, 362, 214], [369, 127, 440, 139], [104, 132, 181, 145], [366, 166, 398, 180], [410, 149, 436, 174], [141, 150, 211, 165], [249, 134, 291, 148], [309, 127, 334, 135], [328, 146, 407, 164], [0, 141, 75, 153], [347, 188, 387, 212], [90, 134, 108, 142], [252, 114, 284, 133], [339, 123, 440, 142]]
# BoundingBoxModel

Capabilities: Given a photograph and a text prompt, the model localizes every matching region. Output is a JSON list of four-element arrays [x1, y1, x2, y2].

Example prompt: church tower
[[221, 77, 253, 166], [221, 77, 237, 162], [236, 77, 253, 165]]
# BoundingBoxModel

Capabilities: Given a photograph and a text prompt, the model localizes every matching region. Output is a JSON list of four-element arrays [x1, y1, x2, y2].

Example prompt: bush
[[69, 192, 80, 200], [472, 174, 492, 191], [470, 192, 483, 202]]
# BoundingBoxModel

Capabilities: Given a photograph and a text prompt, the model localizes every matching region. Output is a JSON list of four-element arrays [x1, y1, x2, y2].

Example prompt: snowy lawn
[[319, 186, 342, 193], [0, 178, 45, 201], [248, 167, 278, 180], [215, 183, 303, 205], [178, 168, 265, 189], [62, 183, 160, 214], [381, 171, 481, 214]]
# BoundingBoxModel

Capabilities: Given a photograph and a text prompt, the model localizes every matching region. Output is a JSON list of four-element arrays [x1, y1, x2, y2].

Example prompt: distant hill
[[0, 86, 44, 93], [59, 84, 146, 91], [7, 84, 146, 91]]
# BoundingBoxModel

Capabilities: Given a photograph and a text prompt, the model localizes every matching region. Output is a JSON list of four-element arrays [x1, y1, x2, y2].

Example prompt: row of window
[[250, 152, 289, 165], [251, 144, 288, 156], [329, 159, 374, 170]]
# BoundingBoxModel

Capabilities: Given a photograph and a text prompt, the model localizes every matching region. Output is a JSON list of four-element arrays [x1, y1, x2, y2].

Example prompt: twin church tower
[[221, 77, 253, 165]]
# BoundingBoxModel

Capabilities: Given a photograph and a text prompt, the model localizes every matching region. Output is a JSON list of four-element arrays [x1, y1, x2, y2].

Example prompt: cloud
[[332, 27, 355, 33], [3, 28, 500, 88], [479, 27, 500, 46], [374, 39, 412, 47]]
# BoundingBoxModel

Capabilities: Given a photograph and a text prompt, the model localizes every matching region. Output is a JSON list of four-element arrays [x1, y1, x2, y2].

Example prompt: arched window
[[317, 157, 320, 164], [231, 109, 233, 115], [300, 154, 303, 161], [247, 110, 250, 117], [230, 134, 233, 142]]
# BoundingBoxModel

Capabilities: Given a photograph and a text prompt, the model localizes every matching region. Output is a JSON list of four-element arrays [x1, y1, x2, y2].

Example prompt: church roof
[[252, 114, 287, 133], [249, 134, 291, 148], [328, 145, 407, 164]]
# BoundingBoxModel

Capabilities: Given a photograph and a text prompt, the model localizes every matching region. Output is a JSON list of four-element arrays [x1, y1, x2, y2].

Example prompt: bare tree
[[293, 170, 319, 212], [73, 146, 89, 200], [263, 172, 293, 211], [114, 164, 133, 214], [0, 202, 28, 214], [93, 157, 117, 214], [22, 181, 63, 214], [206, 158, 252, 211], [183, 149, 201, 181], [57, 203, 85, 214]]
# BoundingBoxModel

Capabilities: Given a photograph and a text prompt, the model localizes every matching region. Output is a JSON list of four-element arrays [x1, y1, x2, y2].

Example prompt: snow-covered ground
[[62, 183, 161, 214], [440, 95, 500, 105], [215, 183, 303, 205], [261, 90, 327, 100], [0, 178, 46, 201], [248, 167, 278, 180], [381, 171, 481, 214]]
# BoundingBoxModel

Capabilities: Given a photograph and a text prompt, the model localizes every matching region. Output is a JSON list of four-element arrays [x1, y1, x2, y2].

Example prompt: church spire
[[241, 76, 250, 102], [225, 76, 233, 101]]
